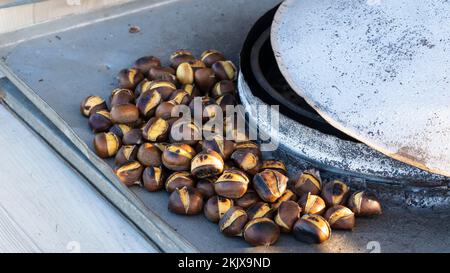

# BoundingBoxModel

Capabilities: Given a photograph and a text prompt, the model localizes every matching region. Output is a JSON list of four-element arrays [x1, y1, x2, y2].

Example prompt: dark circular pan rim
[[239, 5, 357, 142]]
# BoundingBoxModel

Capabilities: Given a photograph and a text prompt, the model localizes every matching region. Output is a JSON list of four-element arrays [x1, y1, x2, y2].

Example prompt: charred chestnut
[[148, 66, 175, 81], [201, 136, 235, 160], [161, 143, 196, 171], [204, 195, 234, 223], [80, 95, 107, 117], [260, 160, 288, 175], [215, 94, 236, 113], [148, 80, 177, 101], [298, 193, 327, 215], [246, 202, 273, 220], [321, 180, 350, 207], [155, 100, 178, 120], [293, 169, 322, 196], [110, 88, 135, 107], [234, 190, 261, 209], [230, 142, 262, 175], [212, 60, 237, 81], [244, 218, 280, 246], [210, 80, 235, 99], [253, 170, 288, 203], [191, 150, 224, 179], [324, 205, 355, 230], [181, 84, 202, 97], [168, 186, 204, 215], [271, 189, 298, 210], [165, 171, 195, 193], [110, 104, 139, 124], [200, 49, 226, 67], [169, 119, 202, 146], [169, 90, 191, 105], [194, 68, 217, 94], [293, 214, 331, 244], [196, 177, 216, 199], [137, 143, 162, 167], [109, 124, 131, 139], [170, 49, 195, 69], [214, 169, 250, 199], [142, 117, 170, 142], [135, 79, 152, 98], [89, 110, 112, 133], [134, 56, 161, 75], [142, 166, 165, 192], [347, 191, 382, 216], [115, 161, 143, 187], [219, 206, 248, 236], [93, 132, 121, 158], [115, 145, 139, 166], [122, 128, 143, 145], [117, 68, 144, 90], [274, 200, 301, 233], [136, 90, 162, 119]]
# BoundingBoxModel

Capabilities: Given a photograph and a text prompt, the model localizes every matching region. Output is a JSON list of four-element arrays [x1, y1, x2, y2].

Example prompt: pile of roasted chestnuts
[[80, 49, 382, 247]]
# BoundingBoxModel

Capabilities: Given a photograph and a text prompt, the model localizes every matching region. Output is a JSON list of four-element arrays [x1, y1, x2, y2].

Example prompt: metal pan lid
[[271, 0, 450, 177]]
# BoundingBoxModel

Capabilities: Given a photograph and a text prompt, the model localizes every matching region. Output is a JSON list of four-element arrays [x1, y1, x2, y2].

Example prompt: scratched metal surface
[[271, 0, 450, 177]]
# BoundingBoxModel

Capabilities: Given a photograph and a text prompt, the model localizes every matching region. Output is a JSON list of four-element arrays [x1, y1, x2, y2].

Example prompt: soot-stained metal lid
[[271, 0, 450, 177]]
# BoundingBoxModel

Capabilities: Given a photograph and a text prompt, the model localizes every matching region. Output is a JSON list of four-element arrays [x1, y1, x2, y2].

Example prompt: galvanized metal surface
[[271, 0, 450, 177]]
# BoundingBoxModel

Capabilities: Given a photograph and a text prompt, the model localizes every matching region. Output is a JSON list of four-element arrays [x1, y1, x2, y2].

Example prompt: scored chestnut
[[293, 214, 331, 244], [204, 195, 234, 223], [142, 117, 170, 142], [137, 143, 162, 167], [215, 94, 236, 112], [200, 49, 226, 67], [294, 169, 322, 196], [212, 60, 237, 81], [191, 150, 224, 179], [321, 179, 350, 207], [135, 78, 152, 98], [142, 166, 165, 192], [115, 161, 143, 187], [214, 168, 250, 199], [80, 95, 107, 117], [89, 110, 112, 133], [298, 192, 327, 215], [110, 88, 135, 107], [253, 170, 288, 203], [148, 66, 175, 81], [271, 189, 298, 210], [93, 132, 121, 158], [168, 186, 204, 215], [161, 143, 196, 171], [274, 200, 301, 233], [196, 177, 216, 199], [246, 202, 273, 221], [231, 142, 262, 175], [176, 62, 197, 85], [189, 96, 219, 122], [210, 80, 235, 99], [219, 206, 248, 237], [110, 104, 139, 124], [324, 205, 355, 230], [169, 119, 202, 146], [115, 145, 139, 166], [201, 135, 236, 160], [181, 84, 202, 97], [122, 128, 143, 145], [234, 189, 261, 209], [155, 100, 178, 120], [243, 218, 280, 247], [148, 80, 177, 101], [117, 68, 144, 90], [165, 171, 196, 193], [194, 68, 217, 94], [134, 56, 161, 75], [169, 90, 192, 105], [170, 49, 195, 69], [260, 160, 288, 175], [109, 124, 131, 139], [136, 90, 162, 119], [347, 191, 382, 216]]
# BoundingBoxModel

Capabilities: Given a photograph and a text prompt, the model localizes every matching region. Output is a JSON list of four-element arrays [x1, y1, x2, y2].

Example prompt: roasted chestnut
[[293, 214, 331, 244], [274, 200, 301, 233], [135, 78, 152, 98], [89, 110, 112, 133], [110, 88, 135, 107], [110, 104, 139, 124], [298, 193, 327, 215], [80, 95, 107, 117], [169, 90, 191, 105], [191, 150, 224, 179], [142, 117, 170, 142], [271, 189, 298, 210], [176, 62, 195, 85], [253, 170, 288, 203], [321, 180, 350, 207], [137, 143, 162, 167], [200, 49, 226, 67], [148, 80, 177, 101], [165, 171, 195, 193], [170, 49, 195, 69], [196, 177, 216, 199], [136, 90, 162, 119], [161, 143, 196, 171], [219, 206, 248, 236], [93, 132, 121, 158], [122, 128, 143, 145], [204, 195, 233, 223], [148, 66, 175, 81], [260, 160, 288, 175], [293, 169, 322, 196], [189, 96, 220, 121], [210, 80, 235, 99], [201, 136, 235, 160], [169, 119, 202, 146], [194, 68, 217, 94], [234, 189, 261, 209], [224, 116, 249, 143], [142, 166, 165, 192], [230, 142, 262, 175], [155, 100, 178, 120], [347, 191, 382, 216], [168, 186, 204, 215], [115, 145, 139, 166], [246, 202, 273, 220], [243, 218, 280, 247], [215, 94, 236, 113], [134, 56, 161, 75], [181, 84, 202, 97], [115, 161, 143, 187], [324, 205, 355, 230], [117, 68, 144, 90], [214, 169, 250, 199], [212, 60, 237, 81], [109, 124, 131, 139]]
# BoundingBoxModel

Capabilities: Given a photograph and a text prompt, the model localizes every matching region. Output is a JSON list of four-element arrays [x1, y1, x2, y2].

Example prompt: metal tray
[[1, 0, 449, 253]]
